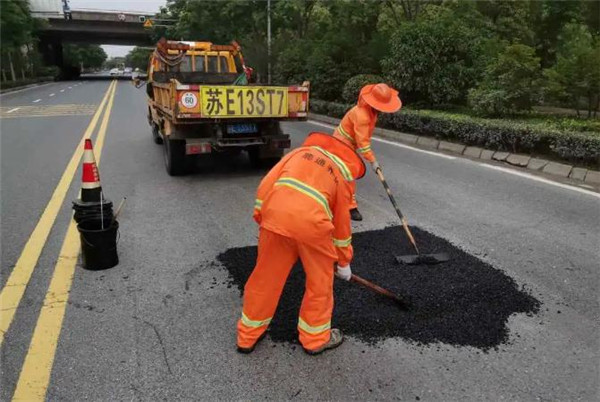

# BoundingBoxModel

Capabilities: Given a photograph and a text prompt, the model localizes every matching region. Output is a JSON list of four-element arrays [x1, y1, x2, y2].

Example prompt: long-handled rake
[[373, 166, 449, 265]]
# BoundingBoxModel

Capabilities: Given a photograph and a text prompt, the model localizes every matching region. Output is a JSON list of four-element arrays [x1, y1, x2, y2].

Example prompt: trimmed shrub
[[342, 74, 383, 104], [309, 99, 600, 167]]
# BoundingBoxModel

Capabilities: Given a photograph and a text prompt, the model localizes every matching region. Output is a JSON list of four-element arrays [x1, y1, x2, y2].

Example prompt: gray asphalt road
[[1, 81, 598, 401]]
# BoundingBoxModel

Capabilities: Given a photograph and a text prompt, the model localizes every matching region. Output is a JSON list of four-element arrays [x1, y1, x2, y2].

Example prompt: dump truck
[[144, 38, 310, 175]]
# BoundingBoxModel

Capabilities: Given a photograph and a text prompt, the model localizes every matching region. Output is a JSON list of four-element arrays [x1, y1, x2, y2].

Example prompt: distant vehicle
[[109, 68, 121, 76], [124, 67, 133, 74]]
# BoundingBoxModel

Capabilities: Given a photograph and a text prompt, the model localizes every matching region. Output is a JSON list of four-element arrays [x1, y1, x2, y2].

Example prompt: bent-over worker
[[333, 83, 402, 221], [237, 132, 365, 355]]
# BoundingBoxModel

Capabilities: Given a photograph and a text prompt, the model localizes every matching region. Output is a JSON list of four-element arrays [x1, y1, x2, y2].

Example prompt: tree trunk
[[2, 69, 6, 81], [8, 51, 16, 81], [21, 68, 26, 80]]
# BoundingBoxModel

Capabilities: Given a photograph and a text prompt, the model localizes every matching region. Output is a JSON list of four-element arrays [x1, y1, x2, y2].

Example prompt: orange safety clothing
[[333, 83, 402, 209], [237, 228, 336, 351], [239, 132, 364, 351]]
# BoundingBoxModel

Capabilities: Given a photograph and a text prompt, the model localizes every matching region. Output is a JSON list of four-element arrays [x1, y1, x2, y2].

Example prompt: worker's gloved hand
[[335, 264, 352, 281], [371, 160, 381, 173]]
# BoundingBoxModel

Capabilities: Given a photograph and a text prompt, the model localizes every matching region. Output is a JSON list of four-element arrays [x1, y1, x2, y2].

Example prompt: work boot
[[237, 332, 266, 354], [303, 329, 344, 356], [350, 208, 363, 221]]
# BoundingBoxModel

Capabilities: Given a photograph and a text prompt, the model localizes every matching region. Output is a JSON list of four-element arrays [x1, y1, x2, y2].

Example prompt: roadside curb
[[308, 113, 600, 186], [0, 81, 54, 96]]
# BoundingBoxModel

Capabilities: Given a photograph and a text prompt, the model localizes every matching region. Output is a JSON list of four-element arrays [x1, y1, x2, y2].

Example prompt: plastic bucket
[[73, 199, 113, 225], [77, 218, 119, 271]]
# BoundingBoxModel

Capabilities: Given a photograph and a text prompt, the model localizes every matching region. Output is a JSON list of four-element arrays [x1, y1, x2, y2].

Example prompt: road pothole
[[217, 226, 540, 350]]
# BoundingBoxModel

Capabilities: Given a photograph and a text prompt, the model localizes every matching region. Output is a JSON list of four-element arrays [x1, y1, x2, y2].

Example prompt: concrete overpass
[[31, 2, 155, 75], [37, 9, 155, 46]]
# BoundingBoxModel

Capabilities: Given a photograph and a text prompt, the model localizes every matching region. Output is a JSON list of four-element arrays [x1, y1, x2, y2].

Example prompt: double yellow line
[[0, 80, 117, 401]]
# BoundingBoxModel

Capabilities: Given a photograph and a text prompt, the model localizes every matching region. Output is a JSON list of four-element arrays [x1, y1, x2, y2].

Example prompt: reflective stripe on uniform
[[357, 145, 371, 154], [310, 146, 353, 182], [298, 317, 331, 334], [337, 125, 356, 144], [275, 177, 333, 219], [333, 236, 352, 247], [240, 312, 272, 328], [254, 199, 263, 210]]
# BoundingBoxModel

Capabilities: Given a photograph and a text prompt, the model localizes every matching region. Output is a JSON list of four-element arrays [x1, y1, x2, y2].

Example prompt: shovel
[[350, 274, 408, 309], [373, 165, 449, 265]]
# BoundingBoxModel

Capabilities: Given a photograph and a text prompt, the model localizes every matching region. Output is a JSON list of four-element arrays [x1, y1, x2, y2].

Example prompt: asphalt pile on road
[[218, 226, 540, 350]]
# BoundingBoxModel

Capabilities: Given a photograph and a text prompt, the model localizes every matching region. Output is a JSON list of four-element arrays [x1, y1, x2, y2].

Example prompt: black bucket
[[72, 199, 113, 225], [77, 218, 119, 271]]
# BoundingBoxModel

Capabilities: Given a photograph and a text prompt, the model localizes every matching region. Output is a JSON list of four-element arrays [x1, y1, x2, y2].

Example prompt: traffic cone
[[72, 138, 113, 224], [81, 138, 102, 202]]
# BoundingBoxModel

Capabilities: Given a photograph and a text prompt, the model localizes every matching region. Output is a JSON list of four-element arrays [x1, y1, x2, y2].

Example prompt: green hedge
[[310, 99, 600, 168], [0, 77, 54, 91]]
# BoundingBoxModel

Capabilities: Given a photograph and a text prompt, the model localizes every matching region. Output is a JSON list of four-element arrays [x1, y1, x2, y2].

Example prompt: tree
[[543, 23, 600, 117], [125, 47, 153, 71], [468, 44, 542, 116], [382, 7, 483, 106], [0, 0, 33, 81], [63, 44, 107, 70]]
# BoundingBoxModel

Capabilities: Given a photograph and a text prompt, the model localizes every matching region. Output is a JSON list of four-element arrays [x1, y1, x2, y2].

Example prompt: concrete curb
[[308, 113, 599, 185], [0, 80, 54, 96]]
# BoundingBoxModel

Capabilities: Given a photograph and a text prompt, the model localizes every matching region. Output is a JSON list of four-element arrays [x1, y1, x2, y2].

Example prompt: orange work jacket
[[333, 100, 378, 163]]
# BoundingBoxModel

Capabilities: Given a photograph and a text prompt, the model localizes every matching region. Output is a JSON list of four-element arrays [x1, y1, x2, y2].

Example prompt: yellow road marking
[[12, 81, 118, 402], [0, 81, 115, 347]]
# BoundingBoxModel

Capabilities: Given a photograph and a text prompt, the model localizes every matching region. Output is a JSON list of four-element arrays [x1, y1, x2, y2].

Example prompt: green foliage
[[469, 44, 542, 116], [310, 99, 600, 167], [63, 45, 107, 70], [542, 23, 600, 117], [0, 0, 33, 50], [382, 7, 482, 106], [125, 47, 153, 71], [342, 74, 384, 103]]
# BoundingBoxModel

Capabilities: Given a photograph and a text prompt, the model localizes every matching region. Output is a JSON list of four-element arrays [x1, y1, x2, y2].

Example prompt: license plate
[[201, 86, 288, 118], [227, 123, 257, 134]]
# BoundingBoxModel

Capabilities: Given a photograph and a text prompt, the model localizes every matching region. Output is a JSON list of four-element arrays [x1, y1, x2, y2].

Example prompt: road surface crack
[[142, 320, 172, 375]]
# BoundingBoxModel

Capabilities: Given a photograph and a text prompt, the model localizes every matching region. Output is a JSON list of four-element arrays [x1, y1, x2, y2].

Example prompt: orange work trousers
[[349, 180, 357, 209], [237, 228, 336, 351]]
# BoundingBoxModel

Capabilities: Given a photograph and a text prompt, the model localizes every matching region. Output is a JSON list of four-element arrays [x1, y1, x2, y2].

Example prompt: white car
[[109, 68, 120, 76], [124, 67, 133, 74]]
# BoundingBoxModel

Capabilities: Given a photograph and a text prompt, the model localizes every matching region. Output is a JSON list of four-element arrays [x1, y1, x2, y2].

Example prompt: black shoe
[[350, 208, 363, 221], [237, 332, 266, 354]]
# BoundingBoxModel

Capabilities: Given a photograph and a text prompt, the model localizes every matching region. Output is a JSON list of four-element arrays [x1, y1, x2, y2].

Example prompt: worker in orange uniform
[[333, 83, 402, 221], [237, 132, 365, 355]]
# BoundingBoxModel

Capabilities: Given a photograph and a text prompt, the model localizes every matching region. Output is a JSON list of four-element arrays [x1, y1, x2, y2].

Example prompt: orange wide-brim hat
[[302, 132, 366, 180], [360, 83, 402, 113]]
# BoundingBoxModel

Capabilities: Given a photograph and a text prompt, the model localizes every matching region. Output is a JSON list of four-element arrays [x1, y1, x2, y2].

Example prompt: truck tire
[[151, 123, 163, 144], [248, 148, 280, 169], [164, 138, 186, 176]]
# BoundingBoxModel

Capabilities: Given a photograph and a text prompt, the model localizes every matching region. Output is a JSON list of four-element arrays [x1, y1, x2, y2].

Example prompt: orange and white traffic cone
[[81, 138, 102, 202], [72, 138, 113, 224]]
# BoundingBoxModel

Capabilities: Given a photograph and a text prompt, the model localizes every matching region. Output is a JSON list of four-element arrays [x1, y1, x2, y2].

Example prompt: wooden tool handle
[[350, 274, 405, 304]]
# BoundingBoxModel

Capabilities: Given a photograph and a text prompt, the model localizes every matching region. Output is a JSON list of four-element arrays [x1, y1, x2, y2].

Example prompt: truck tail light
[[186, 143, 211, 155]]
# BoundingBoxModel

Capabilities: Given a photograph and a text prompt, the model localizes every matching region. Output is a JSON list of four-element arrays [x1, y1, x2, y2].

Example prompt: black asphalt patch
[[218, 226, 540, 350]]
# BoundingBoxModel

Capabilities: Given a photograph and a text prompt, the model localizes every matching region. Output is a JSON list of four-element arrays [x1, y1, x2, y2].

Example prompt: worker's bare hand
[[335, 264, 352, 281]]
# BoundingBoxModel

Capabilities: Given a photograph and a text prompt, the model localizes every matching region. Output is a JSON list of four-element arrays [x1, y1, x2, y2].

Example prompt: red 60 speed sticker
[[180, 92, 198, 109]]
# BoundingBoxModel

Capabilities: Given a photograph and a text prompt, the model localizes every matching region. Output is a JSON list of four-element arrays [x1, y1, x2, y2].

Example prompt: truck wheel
[[151, 124, 163, 144], [262, 157, 281, 168], [164, 138, 186, 176], [248, 148, 262, 169]]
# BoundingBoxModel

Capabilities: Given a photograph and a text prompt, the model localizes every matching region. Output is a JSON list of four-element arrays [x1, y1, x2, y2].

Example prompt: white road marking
[[49, 93, 55, 97], [32, 99, 41, 103], [68, 86, 72, 89], [7, 107, 20, 114], [374, 137, 457, 160], [308, 120, 456, 160], [480, 163, 600, 199], [60, 89, 65, 92], [307, 119, 599, 198]]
